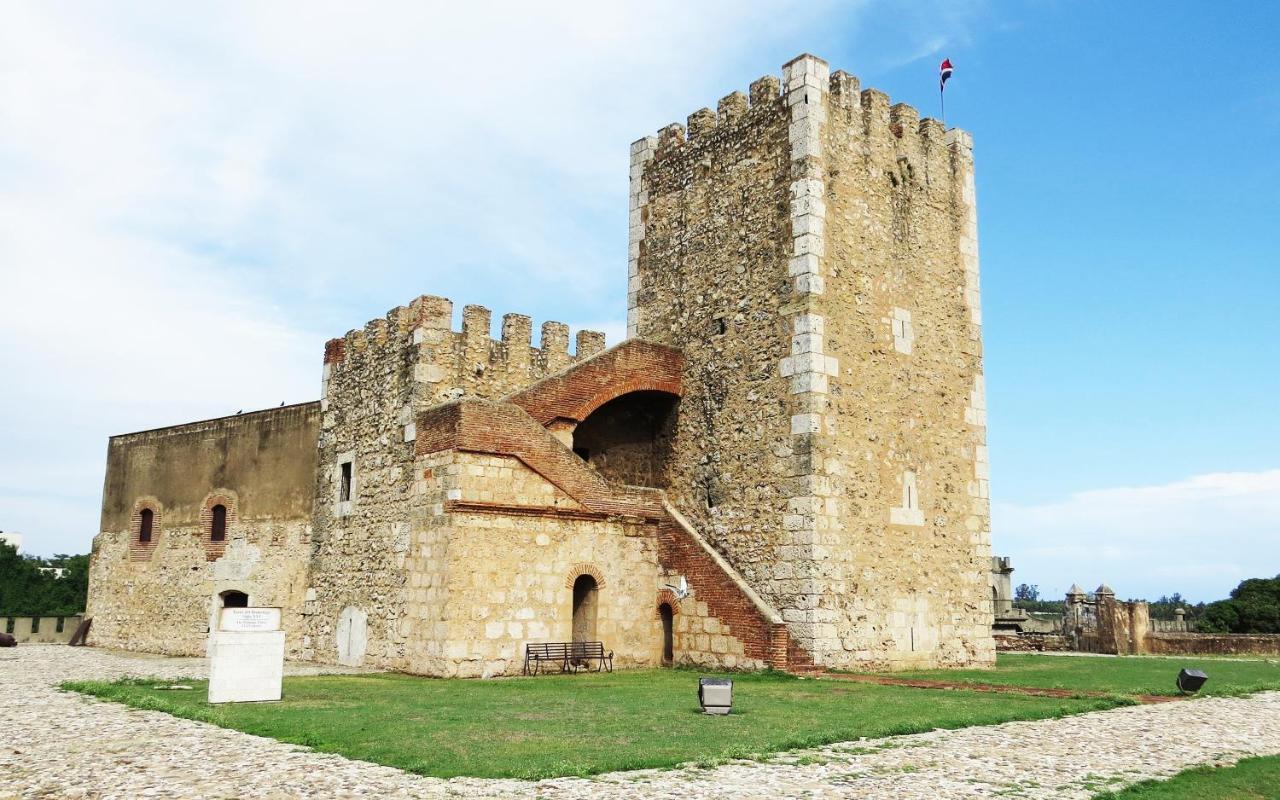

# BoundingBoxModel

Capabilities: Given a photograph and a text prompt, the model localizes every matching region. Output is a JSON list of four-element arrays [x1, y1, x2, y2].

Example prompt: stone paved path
[[3, 645, 1279, 799]]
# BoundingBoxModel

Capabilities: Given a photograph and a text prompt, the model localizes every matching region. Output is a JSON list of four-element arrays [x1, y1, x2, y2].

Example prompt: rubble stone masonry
[[630, 54, 993, 669], [86, 404, 319, 657]]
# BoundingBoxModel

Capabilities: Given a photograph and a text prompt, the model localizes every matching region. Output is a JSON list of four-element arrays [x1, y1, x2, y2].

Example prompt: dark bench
[[523, 641, 614, 675]]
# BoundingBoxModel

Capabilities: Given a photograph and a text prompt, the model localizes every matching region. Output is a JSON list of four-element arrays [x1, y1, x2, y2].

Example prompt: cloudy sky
[[1, 1, 1276, 602]]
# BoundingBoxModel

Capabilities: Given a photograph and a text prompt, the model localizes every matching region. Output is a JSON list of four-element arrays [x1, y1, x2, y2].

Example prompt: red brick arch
[[507, 340, 683, 426], [566, 379, 681, 426], [200, 489, 239, 562], [656, 589, 682, 616], [128, 497, 163, 562], [564, 563, 606, 589]]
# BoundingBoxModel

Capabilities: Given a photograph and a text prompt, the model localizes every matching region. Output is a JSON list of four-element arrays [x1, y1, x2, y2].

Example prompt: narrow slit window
[[211, 504, 227, 542], [339, 461, 353, 502], [139, 508, 154, 543], [902, 471, 919, 511]]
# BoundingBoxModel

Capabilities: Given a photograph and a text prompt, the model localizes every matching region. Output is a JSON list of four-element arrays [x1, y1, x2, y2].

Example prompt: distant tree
[[1014, 583, 1039, 602], [1148, 592, 1205, 621], [0, 541, 90, 616], [1197, 575, 1280, 634]]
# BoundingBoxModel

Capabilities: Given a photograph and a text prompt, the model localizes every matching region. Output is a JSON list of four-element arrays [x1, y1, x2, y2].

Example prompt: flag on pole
[[939, 58, 953, 90]]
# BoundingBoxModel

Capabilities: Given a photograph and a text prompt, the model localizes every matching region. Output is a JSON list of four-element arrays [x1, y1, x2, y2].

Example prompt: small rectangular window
[[31, 617, 39, 633], [56, 617, 65, 633], [340, 461, 353, 502]]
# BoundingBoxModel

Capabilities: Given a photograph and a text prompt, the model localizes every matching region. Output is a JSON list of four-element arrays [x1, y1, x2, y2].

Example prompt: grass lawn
[[65, 668, 1124, 780], [1094, 755, 1280, 799], [885, 653, 1280, 697]]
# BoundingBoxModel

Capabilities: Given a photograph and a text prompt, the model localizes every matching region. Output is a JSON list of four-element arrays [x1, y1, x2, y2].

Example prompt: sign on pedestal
[[208, 606, 285, 704]]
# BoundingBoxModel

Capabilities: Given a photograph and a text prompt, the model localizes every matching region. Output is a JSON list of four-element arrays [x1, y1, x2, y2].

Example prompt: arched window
[[659, 603, 674, 666], [211, 504, 227, 542], [572, 574, 599, 644], [139, 508, 154, 543], [220, 590, 249, 608]]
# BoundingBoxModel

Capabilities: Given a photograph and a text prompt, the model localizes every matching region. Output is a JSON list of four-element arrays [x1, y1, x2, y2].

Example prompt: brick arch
[[199, 489, 239, 562], [129, 497, 163, 562], [507, 339, 683, 426], [565, 380, 681, 426], [656, 589, 682, 616], [564, 563, 606, 589]]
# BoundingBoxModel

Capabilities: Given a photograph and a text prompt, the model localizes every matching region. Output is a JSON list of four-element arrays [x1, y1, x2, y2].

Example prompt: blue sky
[[1, 1, 1276, 602]]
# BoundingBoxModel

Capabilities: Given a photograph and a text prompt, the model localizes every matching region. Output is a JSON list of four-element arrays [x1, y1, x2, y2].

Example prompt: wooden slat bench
[[523, 641, 614, 675]]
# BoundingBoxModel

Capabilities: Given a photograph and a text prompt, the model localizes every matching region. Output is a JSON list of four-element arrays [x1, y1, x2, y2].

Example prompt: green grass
[[64, 668, 1125, 780], [1094, 755, 1280, 799], [885, 653, 1280, 697]]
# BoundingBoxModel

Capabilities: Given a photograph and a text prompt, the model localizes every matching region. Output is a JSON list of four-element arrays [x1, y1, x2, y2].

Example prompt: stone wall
[[1146, 633, 1280, 657], [629, 54, 992, 669], [3, 615, 83, 644], [304, 297, 609, 670], [86, 404, 319, 657]]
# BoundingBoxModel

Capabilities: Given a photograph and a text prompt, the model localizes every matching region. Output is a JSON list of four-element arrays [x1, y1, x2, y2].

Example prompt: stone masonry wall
[[87, 404, 319, 657], [817, 64, 992, 668], [630, 54, 993, 669], [306, 297, 607, 669], [629, 68, 797, 625]]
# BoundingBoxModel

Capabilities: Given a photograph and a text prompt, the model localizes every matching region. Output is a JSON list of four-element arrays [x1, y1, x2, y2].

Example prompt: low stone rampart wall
[[1145, 633, 1280, 657], [3, 615, 83, 644], [994, 632, 1071, 652]]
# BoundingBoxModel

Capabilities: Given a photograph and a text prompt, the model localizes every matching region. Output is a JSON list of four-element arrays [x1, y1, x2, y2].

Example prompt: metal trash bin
[[1176, 668, 1208, 694]]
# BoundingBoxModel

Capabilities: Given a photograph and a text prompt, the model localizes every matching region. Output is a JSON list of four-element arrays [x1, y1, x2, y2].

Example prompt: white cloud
[[993, 470, 1280, 602]]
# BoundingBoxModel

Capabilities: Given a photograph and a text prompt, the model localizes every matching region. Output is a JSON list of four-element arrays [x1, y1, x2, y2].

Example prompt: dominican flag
[[939, 58, 954, 90]]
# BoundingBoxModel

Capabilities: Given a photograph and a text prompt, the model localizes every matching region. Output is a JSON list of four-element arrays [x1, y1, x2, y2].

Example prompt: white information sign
[[219, 607, 282, 633], [209, 605, 286, 704]]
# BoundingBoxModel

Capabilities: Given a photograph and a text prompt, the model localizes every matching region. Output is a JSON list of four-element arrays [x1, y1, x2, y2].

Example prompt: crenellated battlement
[[321, 294, 607, 405], [640, 56, 967, 169]]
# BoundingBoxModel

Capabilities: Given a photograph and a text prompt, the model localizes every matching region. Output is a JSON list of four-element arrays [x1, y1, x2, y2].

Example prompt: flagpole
[[940, 82, 945, 125]]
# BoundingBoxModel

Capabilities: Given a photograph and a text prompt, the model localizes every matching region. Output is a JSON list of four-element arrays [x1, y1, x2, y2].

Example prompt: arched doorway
[[220, 590, 249, 608], [571, 390, 677, 488], [659, 603, 674, 666], [572, 575, 599, 643]]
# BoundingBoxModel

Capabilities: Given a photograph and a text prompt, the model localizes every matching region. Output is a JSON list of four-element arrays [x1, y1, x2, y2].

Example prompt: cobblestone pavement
[[4, 646, 1279, 799]]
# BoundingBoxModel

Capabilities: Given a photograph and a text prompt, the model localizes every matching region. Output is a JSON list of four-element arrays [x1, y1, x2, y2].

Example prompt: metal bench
[[523, 641, 614, 675]]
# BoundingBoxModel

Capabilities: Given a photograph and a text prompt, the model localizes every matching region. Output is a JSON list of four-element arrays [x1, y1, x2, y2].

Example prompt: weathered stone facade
[[629, 54, 992, 669], [87, 404, 319, 657], [88, 54, 994, 675]]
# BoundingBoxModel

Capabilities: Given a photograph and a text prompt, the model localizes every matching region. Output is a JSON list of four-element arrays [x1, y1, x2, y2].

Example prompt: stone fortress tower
[[86, 54, 993, 674], [628, 54, 992, 668]]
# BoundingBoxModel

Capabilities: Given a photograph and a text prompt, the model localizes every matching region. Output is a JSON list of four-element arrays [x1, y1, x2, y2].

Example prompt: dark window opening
[[339, 461, 353, 502], [220, 590, 249, 608], [4, 618, 13, 634], [56, 617, 65, 633], [571, 574, 599, 644], [660, 603, 674, 666], [571, 390, 678, 489], [211, 504, 227, 542], [30, 617, 40, 633], [139, 508, 154, 543]]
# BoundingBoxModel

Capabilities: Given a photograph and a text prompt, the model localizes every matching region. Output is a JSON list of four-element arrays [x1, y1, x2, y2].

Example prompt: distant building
[[0, 531, 22, 552]]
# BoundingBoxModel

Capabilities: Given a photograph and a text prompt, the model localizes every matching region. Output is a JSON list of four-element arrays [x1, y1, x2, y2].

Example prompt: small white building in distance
[[0, 530, 22, 552]]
